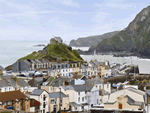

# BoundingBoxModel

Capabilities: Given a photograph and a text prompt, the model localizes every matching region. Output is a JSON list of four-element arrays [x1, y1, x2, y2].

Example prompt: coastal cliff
[[86, 6, 150, 57], [69, 31, 119, 47]]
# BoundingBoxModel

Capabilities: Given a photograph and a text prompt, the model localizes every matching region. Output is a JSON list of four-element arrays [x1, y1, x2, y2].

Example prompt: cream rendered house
[[61, 85, 75, 102], [49, 92, 69, 112], [104, 87, 147, 112], [30, 89, 49, 113]]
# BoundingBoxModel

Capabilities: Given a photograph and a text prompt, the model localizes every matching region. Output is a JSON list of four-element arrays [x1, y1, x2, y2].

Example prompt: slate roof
[[81, 64, 88, 69], [0, 80, 10, 87], [6, 79, 18, 88], [41, 59, 48, 63], [0, 65, 6, 71], [28, 78, 43, 87], [89, 62, 95, 67], [54, 37, 62, 43], [49, 78, 72, 87], [30, 60, 37, 64], [61, 85, 74, 90], [30, 89, 45, 96], [34, 77, 43, 82], [85, 78, 104, 85], [146, 90, 150, 96], [92, 60, 101, 65], [1, 75, 15, 80], [35, 59, 43, 64], [103, 65, 110, 70], [16, 79, 30, 87], [126, 95, 143, 106], [49, 92, 68, 98], [24, 60, 32, 66], [70, 102, 81, 107], [72, 85, 93, 92]]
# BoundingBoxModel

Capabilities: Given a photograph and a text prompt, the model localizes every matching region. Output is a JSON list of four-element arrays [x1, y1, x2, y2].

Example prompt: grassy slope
[[18, 43, 83, 62]]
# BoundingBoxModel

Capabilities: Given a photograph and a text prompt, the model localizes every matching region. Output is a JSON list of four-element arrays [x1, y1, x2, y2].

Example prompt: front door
[[53, 105, 57, 112], [119, 103, 122, 109]]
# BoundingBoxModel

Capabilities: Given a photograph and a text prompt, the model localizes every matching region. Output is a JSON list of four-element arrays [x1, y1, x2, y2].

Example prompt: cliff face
[[88, 6, 150, 57], [69, 31, 119, 47]]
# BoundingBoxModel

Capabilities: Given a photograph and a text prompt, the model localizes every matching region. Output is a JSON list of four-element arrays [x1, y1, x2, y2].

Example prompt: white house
[[69, 85, 99, 112], [0, 80, 14, 92], [104, 65, 112, 78], [85, 78, 111, 94], [30, 89, 49, 113]]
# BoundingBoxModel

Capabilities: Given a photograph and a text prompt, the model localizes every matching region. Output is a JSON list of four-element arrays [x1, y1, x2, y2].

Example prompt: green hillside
[[18, 43, 83, 62]]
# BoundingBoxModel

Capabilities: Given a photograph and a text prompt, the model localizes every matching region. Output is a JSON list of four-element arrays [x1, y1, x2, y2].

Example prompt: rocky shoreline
[[77, 49, 150, 59]]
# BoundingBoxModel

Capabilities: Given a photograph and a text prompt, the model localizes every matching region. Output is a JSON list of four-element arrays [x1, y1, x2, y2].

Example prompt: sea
[[0, 40, 150, 74]]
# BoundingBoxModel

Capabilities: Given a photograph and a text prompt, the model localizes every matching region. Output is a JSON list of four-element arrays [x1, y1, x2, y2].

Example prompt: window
[[82, 97, 84, 101], [97, 99, 99, 104], [107, 83, 109, 88], [61, 99, 63, 103], [92, 92, 94, 95], [51, 87, 53, 91], [5, 88, 6, 92], [66, 69, 67, 72], [99, 85, 101, 89], [8, 101, 12, 105], [43, 102, 46, 108], [85, 91, 87, 94], [78, 97, 80, 102], [43, 95, 46, 101], [51, 99, 55, 104], [33, 101, 35, 106], [78, 92, 80, 96], [63, 70, 65, 72], [85, 96, 87, 100]]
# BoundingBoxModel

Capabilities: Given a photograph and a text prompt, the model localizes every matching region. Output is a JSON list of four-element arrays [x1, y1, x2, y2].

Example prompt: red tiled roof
[[0, 90, 28, 102]]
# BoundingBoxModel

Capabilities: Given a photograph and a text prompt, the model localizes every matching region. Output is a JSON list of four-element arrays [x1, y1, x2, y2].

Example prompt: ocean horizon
[[1, 40, 150, 74]]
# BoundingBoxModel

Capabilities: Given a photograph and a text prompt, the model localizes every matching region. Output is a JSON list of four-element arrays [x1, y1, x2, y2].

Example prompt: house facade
[[0, 90, 30, 112], [104, 87, 147, 112], [69, 85, 99, 112], [30, 89, 49, 113], [49, 92, 69, 112]]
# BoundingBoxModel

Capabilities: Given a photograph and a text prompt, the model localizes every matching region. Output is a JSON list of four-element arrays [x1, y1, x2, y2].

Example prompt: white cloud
[[92, 12, 113, 24], [0, 10, 79, 17], [62, 0, 80, 7], [50, 0, 80, 7], [94, 0, 137, 9]]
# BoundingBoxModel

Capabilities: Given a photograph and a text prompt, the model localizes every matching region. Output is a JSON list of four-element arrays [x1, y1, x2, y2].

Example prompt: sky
[[0, 0, 149, 41]]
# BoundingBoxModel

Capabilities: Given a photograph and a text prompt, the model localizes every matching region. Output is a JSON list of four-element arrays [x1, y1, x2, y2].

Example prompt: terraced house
[[12, 59, 50, 72], [0, 75, 31, 93], [49, 92, 69, 112], [0, 90, 30, 112]]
